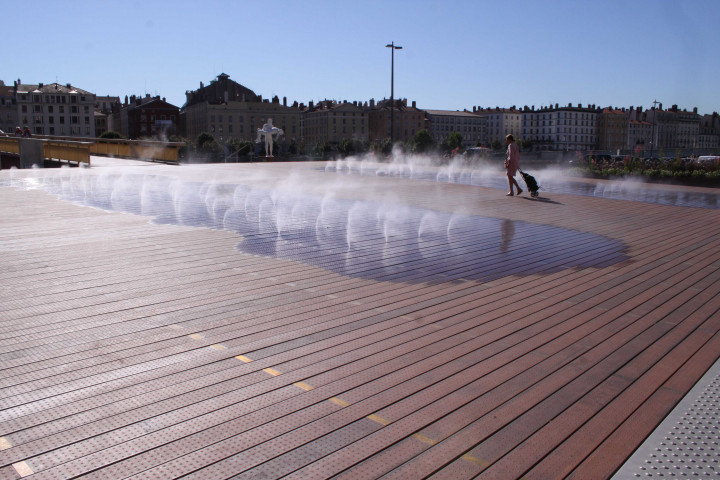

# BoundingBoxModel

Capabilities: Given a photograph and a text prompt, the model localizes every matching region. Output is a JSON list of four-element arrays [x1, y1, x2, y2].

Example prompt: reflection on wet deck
[[5, 172, 628, 283]]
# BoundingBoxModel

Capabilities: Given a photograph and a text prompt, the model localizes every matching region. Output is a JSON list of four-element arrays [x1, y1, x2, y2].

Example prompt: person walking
[[505, 134, 522, 196]]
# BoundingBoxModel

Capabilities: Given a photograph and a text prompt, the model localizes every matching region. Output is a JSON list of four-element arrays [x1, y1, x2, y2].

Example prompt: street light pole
[[650, 99, 660, 159], [386, 41, 402, 146]]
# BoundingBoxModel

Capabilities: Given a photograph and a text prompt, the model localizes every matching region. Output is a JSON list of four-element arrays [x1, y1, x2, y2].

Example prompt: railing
[[0, 136, 20, 154], [44, 140, 92, 165], [0, 135, 185, 167], [91, 138, 183, 163]]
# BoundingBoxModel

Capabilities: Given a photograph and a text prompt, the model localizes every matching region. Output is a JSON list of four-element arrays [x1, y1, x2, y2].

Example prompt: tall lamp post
[[650, 99, 660, 159], [386, 41, 402, 146]]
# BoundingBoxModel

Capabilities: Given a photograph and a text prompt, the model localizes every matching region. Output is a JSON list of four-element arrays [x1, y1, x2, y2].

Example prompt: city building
[[12, 80, 96, 137], [367, 98, 424, 144], [182, 73, 301, 150], [109, 94, 180, 139], [627, 115, 654, 153], [302, 100, 368, 147], [637, 103, 700, 152], [521, 103, 599, 152], [0, 81, 18, 134], [424, 109, 485, 148], [474, 106, 522, 146], [597, 107, 629, 153], [699, 113, 720, 150]]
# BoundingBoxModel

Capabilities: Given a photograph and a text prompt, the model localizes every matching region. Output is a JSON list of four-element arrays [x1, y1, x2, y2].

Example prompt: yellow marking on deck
[[367, 414, 391, 426], [210, 344, 227, 351], [236, 355, 253, 363], [13, 461, 33, 477], [329, 397, 351, 408], [188, 333, 204, 340], [0, 437, 11, 450], [412, 433, 438, 445], [294, 381, 314, 391], [461, 453, 491, 467], [263, 368, 282, 376], [168, 324, 183, 330]]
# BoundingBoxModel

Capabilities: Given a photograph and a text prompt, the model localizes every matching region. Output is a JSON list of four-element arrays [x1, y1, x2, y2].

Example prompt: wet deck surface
[[1, 159, 719, 479]]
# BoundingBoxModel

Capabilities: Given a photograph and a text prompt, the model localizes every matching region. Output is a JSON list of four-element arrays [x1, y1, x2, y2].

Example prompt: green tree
[[338, 139, 355, 157], [447, 131, 464, 151], [196, 133, 219, 152], [227, 138, 254, 157], [411, 129, 434, 153], [98, 131, 124, 139]]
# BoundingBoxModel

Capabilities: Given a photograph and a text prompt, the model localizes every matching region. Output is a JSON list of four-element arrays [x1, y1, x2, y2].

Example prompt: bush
[[99, 131, 124, 139]]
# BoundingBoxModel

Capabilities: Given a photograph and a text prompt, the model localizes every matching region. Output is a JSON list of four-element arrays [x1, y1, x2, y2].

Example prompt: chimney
[[200, 81, 204, 88], [412, 100, 416, 108], [693, 107, 698, 114], [370, 99, 375, 108], [283, 96, 287, 107], [38, 82, 43, 88]]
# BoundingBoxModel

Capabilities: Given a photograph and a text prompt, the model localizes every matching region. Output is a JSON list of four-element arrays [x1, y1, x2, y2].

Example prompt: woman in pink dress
[[505, 134, 522, 196]]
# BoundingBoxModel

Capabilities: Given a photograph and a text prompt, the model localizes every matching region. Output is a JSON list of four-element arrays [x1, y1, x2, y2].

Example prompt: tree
[[227, 138, 253, 157], [338, 139, 356, 157], [195, 133, 222, 162], [447, 131, 464, 151], [411, 129, 434, 153], [98, 131, 124, 139]]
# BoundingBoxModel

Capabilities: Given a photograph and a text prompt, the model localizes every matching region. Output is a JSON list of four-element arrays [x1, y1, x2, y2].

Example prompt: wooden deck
[[1, 160, 719, 479]]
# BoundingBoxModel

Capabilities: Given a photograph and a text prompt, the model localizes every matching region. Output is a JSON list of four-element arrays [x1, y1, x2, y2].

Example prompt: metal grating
[[613, 360, 720, 478]]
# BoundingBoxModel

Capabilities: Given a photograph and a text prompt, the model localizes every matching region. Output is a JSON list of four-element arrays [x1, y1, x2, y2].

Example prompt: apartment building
[[367, 99, 425, 144], [0, 81, 18, 134], [521, 104, 599, 152], [642, 104, 701, 150], [424, 109, 485, 148], [699, 113, 720, 149], [13, 80, 96, 137], [183, 73, 300, 147], [597, 108, 629, 152], [109, 94, 180, 139], [302, 100, 368, 146], [474, 106, 522, 146]]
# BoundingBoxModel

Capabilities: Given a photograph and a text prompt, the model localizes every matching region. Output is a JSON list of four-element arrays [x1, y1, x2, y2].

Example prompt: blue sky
[[4, 0, 719, 114]]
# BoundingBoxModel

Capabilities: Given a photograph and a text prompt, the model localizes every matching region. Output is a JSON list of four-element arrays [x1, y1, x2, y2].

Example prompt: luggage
[[519, 170, 540, 198]]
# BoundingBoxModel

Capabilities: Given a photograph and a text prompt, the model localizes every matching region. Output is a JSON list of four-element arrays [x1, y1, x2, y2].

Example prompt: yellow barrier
[[0, 136, 20, 154], [44, 141, 92, 166], [92, 139, 183, 163], [1, 135, 184, 166]]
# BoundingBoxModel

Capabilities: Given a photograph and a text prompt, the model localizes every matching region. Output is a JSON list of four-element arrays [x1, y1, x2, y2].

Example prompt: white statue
[[256, 118, 283, 157]]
